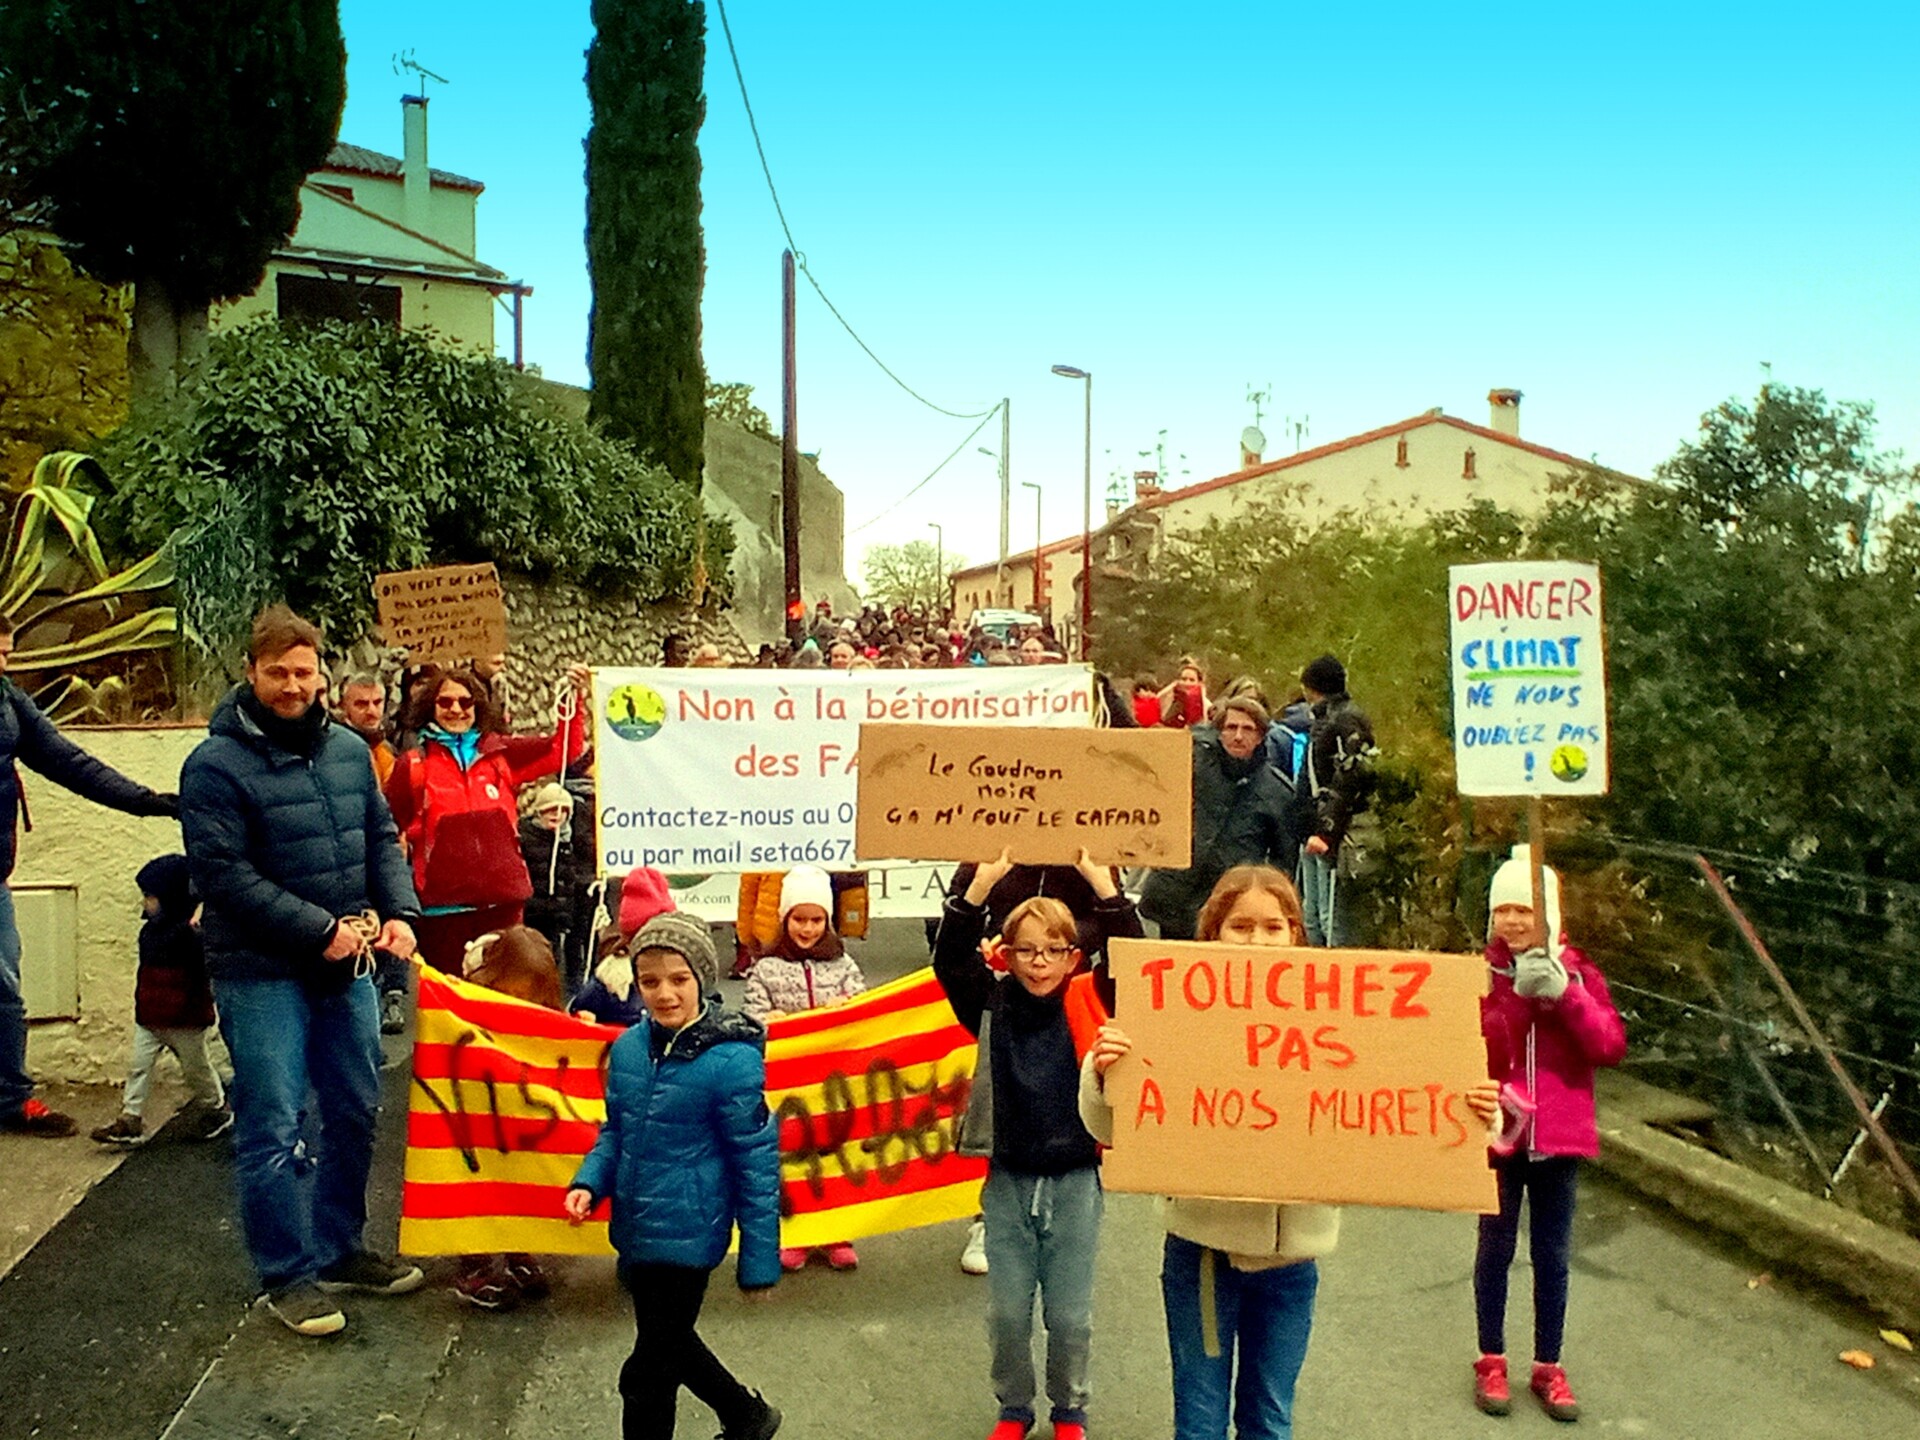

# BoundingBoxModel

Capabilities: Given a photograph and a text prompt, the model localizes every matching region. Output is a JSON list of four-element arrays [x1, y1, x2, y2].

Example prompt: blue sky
[[335, 2, 1920, 581]]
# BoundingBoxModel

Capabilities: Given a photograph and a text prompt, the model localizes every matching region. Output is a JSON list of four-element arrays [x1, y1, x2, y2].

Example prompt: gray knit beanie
[[631, 912, 720, 993]]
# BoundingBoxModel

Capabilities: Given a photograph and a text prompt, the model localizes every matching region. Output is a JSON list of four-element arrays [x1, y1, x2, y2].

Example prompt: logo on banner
[[605, 683, 666, 741]]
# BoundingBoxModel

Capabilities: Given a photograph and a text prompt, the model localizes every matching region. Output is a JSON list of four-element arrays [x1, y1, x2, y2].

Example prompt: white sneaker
[[960, 1216, 989, 1275]]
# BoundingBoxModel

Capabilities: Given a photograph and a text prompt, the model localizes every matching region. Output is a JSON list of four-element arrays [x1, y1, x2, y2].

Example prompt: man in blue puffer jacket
[[567, 910, 782, 1440], [180, 605, 423, 1338]]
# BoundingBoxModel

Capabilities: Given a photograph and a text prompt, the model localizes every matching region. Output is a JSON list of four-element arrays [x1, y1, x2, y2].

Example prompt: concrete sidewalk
[[1595, 1071, 1920, 1333]]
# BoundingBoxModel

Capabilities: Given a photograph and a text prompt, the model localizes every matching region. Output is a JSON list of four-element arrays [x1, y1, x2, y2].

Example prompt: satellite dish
[[1240, 425, 1267, 455]]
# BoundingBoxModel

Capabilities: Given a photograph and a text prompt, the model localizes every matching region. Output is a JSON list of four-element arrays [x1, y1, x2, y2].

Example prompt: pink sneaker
[[779, 1247, 809, 1272], [823, 1241, 859, 1271]]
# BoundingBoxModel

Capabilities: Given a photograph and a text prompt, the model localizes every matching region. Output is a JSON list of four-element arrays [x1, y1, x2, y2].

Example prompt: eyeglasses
[[435, 696, 475, 712], [1009, 944, 1073, 963]]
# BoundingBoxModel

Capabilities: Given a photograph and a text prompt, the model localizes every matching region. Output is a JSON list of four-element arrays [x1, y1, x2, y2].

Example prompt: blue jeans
[[1474, 1154, 1579, 1362], [214, 974, 383, 1292], [1295, 851, 1352, 948], [0, 886, 29, 1118], [980, 1165, 1103, 1424], [1162, 1234, 1318, 1440]]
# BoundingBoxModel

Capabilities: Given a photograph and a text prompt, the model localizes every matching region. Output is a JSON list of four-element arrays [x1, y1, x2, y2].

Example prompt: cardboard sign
[[854, 724, 1192, 867], [1098, 937, 1497, 1213], [1448, 561, 1609, 796], [374, 563, 509, 664], [590, 667, 1095, 875]]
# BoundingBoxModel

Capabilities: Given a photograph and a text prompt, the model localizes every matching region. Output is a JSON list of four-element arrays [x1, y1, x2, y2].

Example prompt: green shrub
[[95, 322, 732, 667]]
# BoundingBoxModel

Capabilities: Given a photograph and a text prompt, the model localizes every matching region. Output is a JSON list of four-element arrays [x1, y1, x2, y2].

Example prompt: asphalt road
[[3, 920, 1916, 1439]]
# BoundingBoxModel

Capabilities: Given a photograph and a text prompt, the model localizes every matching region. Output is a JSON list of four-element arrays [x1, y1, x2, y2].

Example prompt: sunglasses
[[435, 696, 475, 712]]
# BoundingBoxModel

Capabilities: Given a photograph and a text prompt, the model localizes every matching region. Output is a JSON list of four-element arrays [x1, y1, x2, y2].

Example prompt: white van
[[966, 608, 1043, 642]]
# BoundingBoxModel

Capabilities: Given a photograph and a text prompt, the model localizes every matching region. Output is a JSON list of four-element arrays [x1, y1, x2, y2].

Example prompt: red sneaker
[[1530, 1361, 1579, 1422], [822, 1242, 859, 1271], [779, 1247, 809, 1272], [1473, 1353, 1511, 1415], [2, 1098, 77, 1136], [1052, 1421, 1086, 1440], [986, 1421, 1032, 1440]]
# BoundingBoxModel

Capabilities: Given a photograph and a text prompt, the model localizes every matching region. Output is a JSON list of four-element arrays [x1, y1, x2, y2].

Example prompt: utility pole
[[997, 399, 1010, 607], [781, 251, 802, 642]]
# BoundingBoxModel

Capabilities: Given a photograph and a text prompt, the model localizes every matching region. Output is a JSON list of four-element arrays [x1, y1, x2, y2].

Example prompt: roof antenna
[[392, 51, 449, 101]]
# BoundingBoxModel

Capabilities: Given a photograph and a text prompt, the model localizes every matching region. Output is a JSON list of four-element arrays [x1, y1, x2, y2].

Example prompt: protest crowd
[[0, 592, 1624, 1440]]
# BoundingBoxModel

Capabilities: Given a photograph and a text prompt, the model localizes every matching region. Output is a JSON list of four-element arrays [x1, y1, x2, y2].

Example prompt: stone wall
[[499, 575, 751, 728]]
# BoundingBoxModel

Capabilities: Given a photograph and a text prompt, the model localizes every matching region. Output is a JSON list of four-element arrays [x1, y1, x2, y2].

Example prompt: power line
[[849, 406, 1001, 535], [712, 0, 997, 422]]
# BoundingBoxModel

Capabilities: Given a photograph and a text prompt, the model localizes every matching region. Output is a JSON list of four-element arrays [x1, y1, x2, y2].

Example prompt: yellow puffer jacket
[[736, 872, 786, 954]]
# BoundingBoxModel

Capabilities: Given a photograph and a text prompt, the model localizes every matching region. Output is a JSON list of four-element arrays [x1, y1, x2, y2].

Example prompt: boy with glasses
[[933, 849, 1142, 1440]]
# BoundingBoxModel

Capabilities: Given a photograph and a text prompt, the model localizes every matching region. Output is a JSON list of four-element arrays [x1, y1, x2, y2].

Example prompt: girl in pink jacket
[[1472, 845, 1626, 1424]]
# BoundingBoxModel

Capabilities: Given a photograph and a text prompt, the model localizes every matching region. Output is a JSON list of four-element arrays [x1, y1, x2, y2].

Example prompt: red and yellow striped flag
[[766, 968, 986, 1249], [399, 963, 985, 1256]]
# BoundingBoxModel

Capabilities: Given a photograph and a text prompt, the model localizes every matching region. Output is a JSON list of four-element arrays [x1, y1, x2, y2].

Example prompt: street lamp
[[1020, 480, 1042, 613], [927, 521, 943, 616], [1051, 364, 1092, 660]]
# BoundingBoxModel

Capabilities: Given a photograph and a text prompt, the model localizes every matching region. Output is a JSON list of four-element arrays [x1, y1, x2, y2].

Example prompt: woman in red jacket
[[385, 664, 589, 975], [1471, 845, 1627, 1424]]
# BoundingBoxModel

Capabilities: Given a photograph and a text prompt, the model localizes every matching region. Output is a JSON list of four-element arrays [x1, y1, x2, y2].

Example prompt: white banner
[[591, 667, 1096, 874], [665, 863, 960, 920], [1448, 561, 1609, 796]]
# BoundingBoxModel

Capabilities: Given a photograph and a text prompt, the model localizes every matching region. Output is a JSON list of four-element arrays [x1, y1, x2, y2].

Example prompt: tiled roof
[[947, 411, 1632, 582], [322, 142, 483, 193]]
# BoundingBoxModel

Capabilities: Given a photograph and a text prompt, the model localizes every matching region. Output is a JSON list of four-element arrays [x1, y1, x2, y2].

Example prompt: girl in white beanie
[[740, 864, 867, 1274], [1471, 844, 1627, 1423]]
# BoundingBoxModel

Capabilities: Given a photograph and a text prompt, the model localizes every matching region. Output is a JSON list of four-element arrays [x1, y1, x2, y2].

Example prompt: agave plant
[[6, 451, 176, 721]]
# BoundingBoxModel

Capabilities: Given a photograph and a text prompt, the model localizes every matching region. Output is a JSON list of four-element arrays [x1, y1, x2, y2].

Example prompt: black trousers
[[618, 1260, 758, 1440]]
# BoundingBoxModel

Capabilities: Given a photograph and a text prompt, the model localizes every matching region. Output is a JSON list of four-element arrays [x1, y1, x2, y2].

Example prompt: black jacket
[[0, 680, 175, 878], [1140, 727, 1300, 940], [180, 687, 419, 985], [932, 896, 1105, 1177], [1303, 692, 1377, 849]]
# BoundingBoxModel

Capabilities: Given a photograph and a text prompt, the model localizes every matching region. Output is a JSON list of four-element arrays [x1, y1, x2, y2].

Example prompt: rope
[[338, 910, 381, 980]]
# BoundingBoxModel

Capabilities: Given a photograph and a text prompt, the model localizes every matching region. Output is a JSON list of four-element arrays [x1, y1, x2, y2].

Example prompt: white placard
[[591, 667, 1096, 874], [665, 863, 960, 921], [1448, 561, 1608, 797]]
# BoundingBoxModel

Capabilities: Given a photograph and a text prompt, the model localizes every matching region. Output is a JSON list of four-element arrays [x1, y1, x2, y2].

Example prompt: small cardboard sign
[[374, 563, 508, 665], [1098, 937, 1497, 1213], [854, 724, 1192, 866]]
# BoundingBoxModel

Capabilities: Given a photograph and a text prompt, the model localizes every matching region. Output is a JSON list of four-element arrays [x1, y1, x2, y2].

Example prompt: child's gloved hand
[[1512, 947, 1568, 1001]]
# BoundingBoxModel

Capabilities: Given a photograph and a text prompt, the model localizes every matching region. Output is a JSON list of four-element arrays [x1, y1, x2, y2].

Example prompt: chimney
[[402, 95, 429, 221], [1488, 388, 1522, 437]]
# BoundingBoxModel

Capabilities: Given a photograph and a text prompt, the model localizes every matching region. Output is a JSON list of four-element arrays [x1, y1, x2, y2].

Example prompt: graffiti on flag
[[765, 968, 986, 1248], [400, 963, 984, 1257]]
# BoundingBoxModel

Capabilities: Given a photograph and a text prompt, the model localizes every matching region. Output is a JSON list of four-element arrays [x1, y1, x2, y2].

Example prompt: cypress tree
[[585, 0, 708, 489], [0, 2, 346, 398]]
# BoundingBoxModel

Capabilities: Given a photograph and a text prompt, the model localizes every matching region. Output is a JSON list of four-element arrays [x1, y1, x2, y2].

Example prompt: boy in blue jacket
[[565, 911, 782, 1440]]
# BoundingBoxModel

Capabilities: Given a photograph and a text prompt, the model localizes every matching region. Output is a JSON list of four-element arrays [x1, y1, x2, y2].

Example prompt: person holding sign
[[1080, 867, 1335, 1440], [933, 850, 1142, 1440], [1470, 847, 1625, 1423], [1084, 865, 1502, 1440], [384, 664, 588, 975]]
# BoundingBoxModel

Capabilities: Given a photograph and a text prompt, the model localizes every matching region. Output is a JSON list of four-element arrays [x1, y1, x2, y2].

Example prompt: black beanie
[[1300, 654, 1346, 695]]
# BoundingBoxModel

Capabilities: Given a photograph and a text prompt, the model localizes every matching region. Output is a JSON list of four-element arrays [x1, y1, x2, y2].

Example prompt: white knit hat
[[1487, 844, 1561, 944], [779, 865, 835, 921], [531, 782, 574, 813]]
